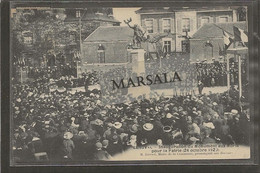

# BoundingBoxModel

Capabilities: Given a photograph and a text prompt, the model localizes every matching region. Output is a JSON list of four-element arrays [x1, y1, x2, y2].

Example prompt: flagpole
[[226, 54, 230, 90], [20, 66, 23, 84], [238, 54, 242, 108]]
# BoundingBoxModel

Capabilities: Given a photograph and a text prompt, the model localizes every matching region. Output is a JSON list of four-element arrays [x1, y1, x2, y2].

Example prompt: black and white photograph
[[9, 3, 254, 166]]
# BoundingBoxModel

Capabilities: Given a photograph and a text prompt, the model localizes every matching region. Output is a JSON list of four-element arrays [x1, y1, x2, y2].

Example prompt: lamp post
[[97, 44, 105, 63], [205, 40, 214, 59], [76, 10, 86, 62], [75, 10, 86, 79], [126, 43, 133, 63], [74, 52, 81, 78]]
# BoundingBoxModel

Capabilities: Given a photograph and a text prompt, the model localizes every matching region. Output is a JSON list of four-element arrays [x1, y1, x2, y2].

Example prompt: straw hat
[[166, 113, 173, 119], [143, 123, 154, 131], [113, 122, 122, 129], [57, 87, 66, 93], [163, 126, 172, 133], [231, 109, 238, 115]]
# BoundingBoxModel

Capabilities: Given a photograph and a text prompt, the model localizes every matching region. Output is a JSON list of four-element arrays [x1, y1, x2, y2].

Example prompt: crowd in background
[[196, 61, 228, 87]]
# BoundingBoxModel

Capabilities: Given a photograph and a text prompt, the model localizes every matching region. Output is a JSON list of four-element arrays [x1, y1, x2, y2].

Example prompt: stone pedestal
[[128, 49, 150, 98], [130, 49, 146, 76]]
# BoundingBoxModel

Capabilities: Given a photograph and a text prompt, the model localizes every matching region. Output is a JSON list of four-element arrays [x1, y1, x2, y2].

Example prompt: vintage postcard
[[10, 3, 252, 165]]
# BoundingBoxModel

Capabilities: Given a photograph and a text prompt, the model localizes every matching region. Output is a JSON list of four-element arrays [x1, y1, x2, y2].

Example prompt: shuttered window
[[219, 16, 228, 23], [182, 18, 190, 32], [162, 19, 171, 33], [145, 19, 154, 33]]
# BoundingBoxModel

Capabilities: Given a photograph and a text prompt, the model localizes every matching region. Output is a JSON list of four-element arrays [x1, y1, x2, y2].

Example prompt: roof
[[84, 26, 133, 42], [135, 7, 232, 14], [65, 13, 120, 23], [191, 22, 247, 39]]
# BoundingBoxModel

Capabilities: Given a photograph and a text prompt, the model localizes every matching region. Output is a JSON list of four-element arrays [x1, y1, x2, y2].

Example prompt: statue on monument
[[124, 18, 147, 48], [124, 18, 168, 51]]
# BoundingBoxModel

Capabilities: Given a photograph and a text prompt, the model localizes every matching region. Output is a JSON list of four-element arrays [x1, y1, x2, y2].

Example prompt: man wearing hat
[[93, 142, 112, 160], [229, 111, 246, 144], [106, 135, 123, 156], [198, 80, 204, 95], [202, 128, 216, 144], [102, 139, 109, 152], [161, 113, 174, 127], [162, 125, 174, 145]]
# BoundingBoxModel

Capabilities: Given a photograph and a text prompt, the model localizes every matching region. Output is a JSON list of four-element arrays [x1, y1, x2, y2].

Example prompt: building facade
[[136, 7, 246, 54]]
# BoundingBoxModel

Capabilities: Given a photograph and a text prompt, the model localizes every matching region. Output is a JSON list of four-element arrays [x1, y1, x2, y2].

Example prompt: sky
[[113, 8, 141, 26]]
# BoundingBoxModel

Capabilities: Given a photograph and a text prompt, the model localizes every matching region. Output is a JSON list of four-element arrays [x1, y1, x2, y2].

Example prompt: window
[[182, 18, 190, 32], [22, 31, 33, 45], [76, 10, 81, 18], [162, 19, 171, 33], [163, 41, 171, 53], [201, 17, 210, 26], [219, 16, 228, 23], [145, 19, 153, 33]]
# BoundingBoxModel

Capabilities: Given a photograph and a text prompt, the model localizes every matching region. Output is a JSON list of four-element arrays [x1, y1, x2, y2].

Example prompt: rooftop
[[191, 22, 247, 39], [84, 26, 133, 42]]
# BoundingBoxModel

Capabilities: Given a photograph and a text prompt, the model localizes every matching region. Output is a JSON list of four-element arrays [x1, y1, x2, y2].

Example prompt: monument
[[124, 18, 151, 98]]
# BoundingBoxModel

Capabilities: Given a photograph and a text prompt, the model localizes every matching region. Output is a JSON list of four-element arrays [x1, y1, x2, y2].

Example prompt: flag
[[223, 30, 233, 50], [233, 26, 248, 46]]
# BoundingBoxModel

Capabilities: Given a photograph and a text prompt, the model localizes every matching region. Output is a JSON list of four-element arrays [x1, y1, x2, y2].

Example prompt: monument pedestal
[[130, 49, 146, 76], [128, 49, 150, 98]]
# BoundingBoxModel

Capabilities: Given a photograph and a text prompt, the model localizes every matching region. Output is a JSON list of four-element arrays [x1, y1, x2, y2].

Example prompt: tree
[[11, 9, 69, 66]]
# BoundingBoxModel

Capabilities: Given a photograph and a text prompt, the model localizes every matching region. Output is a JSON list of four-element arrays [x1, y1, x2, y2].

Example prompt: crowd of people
[[11, 52, 250, 163], [12, 75, 250, 163], [145, 54, 197, 92], [27, 65, 77, 80], [196, 61, 228, 87]]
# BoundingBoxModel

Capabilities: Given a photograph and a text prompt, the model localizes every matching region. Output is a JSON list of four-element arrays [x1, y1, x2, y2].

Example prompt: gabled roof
[[192, 22, 247, 39], [84, 26, 133, 42]]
